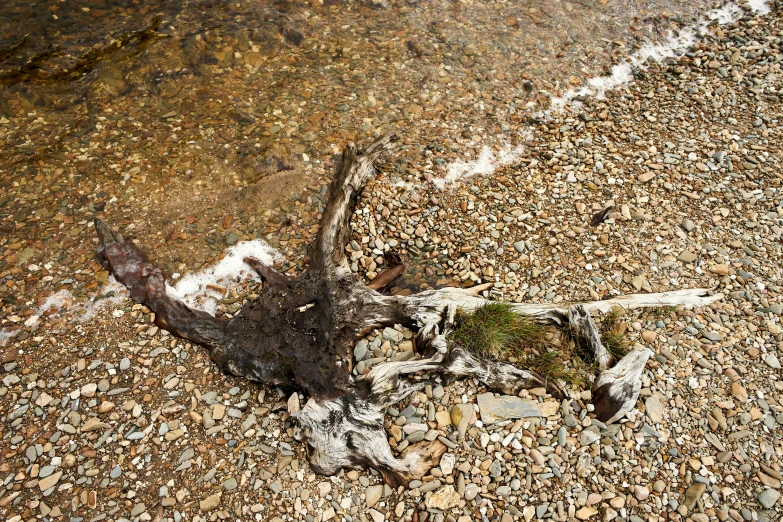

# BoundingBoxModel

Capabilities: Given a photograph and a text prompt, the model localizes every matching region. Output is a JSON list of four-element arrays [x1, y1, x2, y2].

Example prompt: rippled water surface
[[1, 0, 715, 170]]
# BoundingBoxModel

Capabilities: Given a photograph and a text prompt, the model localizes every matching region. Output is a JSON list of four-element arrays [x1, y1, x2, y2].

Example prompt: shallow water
[[1, 0, 715, 173], [0, 0, 721, 303]]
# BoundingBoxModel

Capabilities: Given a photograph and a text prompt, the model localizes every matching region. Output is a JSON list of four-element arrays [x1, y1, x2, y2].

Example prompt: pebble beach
[[1, 1, 782, 522]]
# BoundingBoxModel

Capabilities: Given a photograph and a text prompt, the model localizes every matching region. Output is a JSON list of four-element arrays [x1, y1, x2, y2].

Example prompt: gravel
[[2, 3, 783, 522]]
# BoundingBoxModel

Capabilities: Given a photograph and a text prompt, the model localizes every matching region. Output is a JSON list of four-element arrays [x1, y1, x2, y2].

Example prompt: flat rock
[[731, 382, 748, 402], [35, 392, 53, 407], [212, 404, 226, 420], [365, 485, 383, 508], [538, 401, 559, 417], [576, 506, 598, 520], [382, 327, 404, 343], [440, 453, 456, 475], [682, 483, 706, 511], [425, 485, 461, 510], [81, 417, 111, 432], [678, 250, 698, 263], [38, 471, 62, 491], [645, 395, 664, 423], [200, 492, 222, 511], [451, 404, 473, 437], [758, 489, 780, 509], [435, 410, 451, 427], [476, 393, 540, 423], [80, 383, 98, 397]]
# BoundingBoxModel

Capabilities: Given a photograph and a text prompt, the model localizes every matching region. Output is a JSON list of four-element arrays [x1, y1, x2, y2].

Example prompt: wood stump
[[95, 134, 721, 486]]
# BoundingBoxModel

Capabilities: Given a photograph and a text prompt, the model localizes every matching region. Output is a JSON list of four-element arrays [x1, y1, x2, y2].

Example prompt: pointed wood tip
[[591, 347, 652, 424], [461, 282, 494, 296]]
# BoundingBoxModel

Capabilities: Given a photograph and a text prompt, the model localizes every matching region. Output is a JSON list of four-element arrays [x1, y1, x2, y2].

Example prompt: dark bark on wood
[[95, 134, 721, 486]]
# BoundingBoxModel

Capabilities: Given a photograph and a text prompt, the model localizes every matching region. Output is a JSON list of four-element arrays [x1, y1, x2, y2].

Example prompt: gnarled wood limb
[[377, 285, 722, 328], [243, 256, 289, 286], [95, 134, 723, 485], [95, 219, 228, 352], [310, 133, 395, 273], [592, 347, 652, 424], [568, 305, 612, 370], [366, 265, 405, 292]]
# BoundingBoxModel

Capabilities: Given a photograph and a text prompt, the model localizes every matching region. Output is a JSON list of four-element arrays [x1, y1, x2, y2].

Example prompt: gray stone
[[758, 489, 780, 509], [130, 503, 146, 517], [382, 327, 404, 343], [580, 430, 600, 446], [2, 374, 20, 386], [476, 393, 540, 423], [39, 465, 56, 478], [464, 483, 479, 501], [557, 427, 567, 447], [26, 446, 37, 463], [702, 331, 723, 342], [764, 354, 781, 370], [353, 340, 368, 361]]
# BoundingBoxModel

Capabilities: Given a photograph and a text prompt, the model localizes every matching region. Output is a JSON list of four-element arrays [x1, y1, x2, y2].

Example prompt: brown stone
[[641, 331, 657, 343], [731, 382, 748, 402], [38, 471, 63, 491]]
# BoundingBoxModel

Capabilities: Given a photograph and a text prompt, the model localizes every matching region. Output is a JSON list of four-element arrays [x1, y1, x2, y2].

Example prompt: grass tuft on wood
[[516, 350, 585, 388], [448, 303, 545, 359], [599, 308, 631, 361], [448, 304, 582, 386]]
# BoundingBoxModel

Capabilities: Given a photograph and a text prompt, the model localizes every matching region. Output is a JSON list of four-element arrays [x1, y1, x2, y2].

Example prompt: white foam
[[0, 328, 17, 346], [747, 0, 771, 15], [549, 1, 760, 111], [434, 1, 770, 189], [22, 289, 74, 330], [433, 146, 521, 190], [167, 239, 283, 315], [0, 241, 281, 345], [0, 275, 130, 346]]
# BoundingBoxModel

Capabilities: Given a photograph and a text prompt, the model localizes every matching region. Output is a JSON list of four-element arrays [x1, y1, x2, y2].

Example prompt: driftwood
[[95, 134, 722, 486]]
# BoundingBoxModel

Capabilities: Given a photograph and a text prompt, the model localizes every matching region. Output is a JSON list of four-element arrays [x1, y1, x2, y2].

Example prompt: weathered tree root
[[95, 134, 722, 486]]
